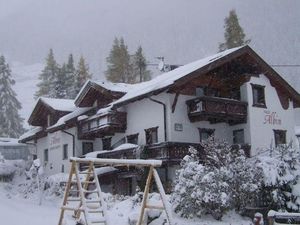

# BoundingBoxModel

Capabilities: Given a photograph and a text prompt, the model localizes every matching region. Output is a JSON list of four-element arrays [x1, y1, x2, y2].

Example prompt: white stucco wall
[[246, 74, 297, 156]]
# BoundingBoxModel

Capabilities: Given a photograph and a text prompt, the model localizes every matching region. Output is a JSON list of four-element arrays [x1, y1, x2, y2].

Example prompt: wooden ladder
[[58, 161, 108, 225]]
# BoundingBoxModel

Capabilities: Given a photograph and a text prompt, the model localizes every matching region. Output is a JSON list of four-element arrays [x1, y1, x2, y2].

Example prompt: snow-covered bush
[[255, 145, 300, 212], [0, 153, 27, 182], [172, 137, 261, 220]]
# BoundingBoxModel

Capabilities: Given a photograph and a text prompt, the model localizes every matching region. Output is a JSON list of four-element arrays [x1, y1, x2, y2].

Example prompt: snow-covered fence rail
[[268, 210, 300, 225]]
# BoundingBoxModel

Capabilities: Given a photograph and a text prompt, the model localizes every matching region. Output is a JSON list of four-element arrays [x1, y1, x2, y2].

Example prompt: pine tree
[[65, 54, 76, 98], [0, 55, 25, 138], [73, 55, 92, 96], [53, 63, 68, 99], [35, 49, 59, 98], [105, 37, 133, 83], [132, 46, 151, 82], [219, 9, 250, 52]]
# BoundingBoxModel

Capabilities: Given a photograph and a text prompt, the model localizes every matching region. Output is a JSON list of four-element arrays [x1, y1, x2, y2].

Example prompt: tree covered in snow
[[65, 54, 76, 98], [73, 55, 92, 96], [219, 9, 250, 52], [172, 137, 260, 220], [0, 55, 25, 138], [255, 145, 300, 212], [35, 49, 59, 98], [132, 46, 151, 82]]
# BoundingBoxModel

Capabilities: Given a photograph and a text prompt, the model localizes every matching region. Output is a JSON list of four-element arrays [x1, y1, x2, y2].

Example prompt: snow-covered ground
[[0, 178, 252, 225]]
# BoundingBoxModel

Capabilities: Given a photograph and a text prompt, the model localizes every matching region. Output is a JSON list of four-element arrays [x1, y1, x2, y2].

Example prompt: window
[[82, 142, 93, 155], [63, 144, 68, 160], [274, 129, 286, 147], [251, 84, 266, 107], [233, 129, 245, 144], [198, 128, 215, 142], [127, 133, 139, 144], [102, 137, 112, 150], [196, 87, 204, 97], [61, 164, 64, 173], [145, 127, 158, 145], [44, 149, 48, 162]]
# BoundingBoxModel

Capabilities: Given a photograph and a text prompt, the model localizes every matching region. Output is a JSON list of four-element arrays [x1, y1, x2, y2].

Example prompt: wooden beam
[[171, 93, 179, 113]]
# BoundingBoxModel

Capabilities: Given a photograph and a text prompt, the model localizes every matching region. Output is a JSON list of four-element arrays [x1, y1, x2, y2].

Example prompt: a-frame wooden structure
[[58, 158, 174, 225]]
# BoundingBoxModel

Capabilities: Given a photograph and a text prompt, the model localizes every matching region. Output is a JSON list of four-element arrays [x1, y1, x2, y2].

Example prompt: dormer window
[[251, 84, 266, 108]]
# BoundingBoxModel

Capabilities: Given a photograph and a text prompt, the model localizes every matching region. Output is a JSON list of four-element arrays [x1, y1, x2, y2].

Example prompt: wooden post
[[58, 161, 75, 225], [137, 166, 154, 225]]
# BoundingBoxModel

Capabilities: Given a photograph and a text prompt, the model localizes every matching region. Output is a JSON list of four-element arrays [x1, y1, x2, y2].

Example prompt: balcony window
[[196, 87, 204, 97], [127, 133, 139, 144], [198, 128, 215, 142], [233, 129, 245, 144], [82, 142, 93, 155], [145, 127, 158, 145], [273, 129, 286, 147], [102, 137, 112, 150], [251, 84, 266, 108]]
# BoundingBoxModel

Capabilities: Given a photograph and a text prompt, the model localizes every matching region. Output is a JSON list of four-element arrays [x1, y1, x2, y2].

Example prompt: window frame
[[198, 128, 215, 142], [44, 149, 49, 163], [251, 83, 266, 108], [102, 137, 112, 150], [82, 142, 94, 155], [126, 133, 139, 145], [273, 129, 287, 147], [63, 144, 68, 160], [145, 127, 158, 145], [233, 129, 245, 144]]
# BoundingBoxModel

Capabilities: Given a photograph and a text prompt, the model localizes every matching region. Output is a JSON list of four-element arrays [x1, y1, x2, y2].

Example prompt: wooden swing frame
[[58, 157, 174, 225]]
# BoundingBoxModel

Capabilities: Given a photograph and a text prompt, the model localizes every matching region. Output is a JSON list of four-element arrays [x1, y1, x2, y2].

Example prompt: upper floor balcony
[[186, 96, 248, 125], [78, 111, 127, 139]]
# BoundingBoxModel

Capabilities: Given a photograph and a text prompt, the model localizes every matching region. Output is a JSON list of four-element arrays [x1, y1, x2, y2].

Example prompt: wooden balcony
[[78, 111, 127, 139], [142, 142, 204, 164], [186, 96, 248, 124], [96, 147, 137, 159]]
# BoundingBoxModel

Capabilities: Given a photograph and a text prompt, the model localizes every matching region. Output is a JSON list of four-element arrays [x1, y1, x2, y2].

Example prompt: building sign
[[49, 132, 61, 150], [264, 110, 281, 125], [174, 123, 183, 131]]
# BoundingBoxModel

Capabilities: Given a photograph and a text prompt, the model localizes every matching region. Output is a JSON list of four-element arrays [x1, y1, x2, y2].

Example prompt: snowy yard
[[0, 182, 252, 225]]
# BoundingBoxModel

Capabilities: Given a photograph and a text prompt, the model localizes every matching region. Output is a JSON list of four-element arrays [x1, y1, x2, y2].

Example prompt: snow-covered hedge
[[0, 153, 27, 182], [172, 137, 260, 220]]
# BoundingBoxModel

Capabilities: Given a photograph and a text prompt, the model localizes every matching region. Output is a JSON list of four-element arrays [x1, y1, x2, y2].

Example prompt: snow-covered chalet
[[19, 46, 300, 195]]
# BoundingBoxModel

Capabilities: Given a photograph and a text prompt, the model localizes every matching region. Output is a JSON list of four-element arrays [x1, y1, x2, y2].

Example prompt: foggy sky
[[0, 0, 299, 83]]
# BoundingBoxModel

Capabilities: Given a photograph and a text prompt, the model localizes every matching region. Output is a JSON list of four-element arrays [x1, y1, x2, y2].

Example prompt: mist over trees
[[219, 9, 250, 52], [35, 50, 91, 99], [0, 55, 25, 138], [105, 37, 151, 84]]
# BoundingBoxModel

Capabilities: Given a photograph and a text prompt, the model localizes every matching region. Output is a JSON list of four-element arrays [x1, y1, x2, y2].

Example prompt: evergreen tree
[[132, 46, 151, 82], [105, 37, 133, 83], [53, 63, 68, 99], [219, 9, 250, 52], [35, 49, 59, 98], [0, 55, 25, 138], [65, 54, 76, 98], [73, 55, 91, 96]]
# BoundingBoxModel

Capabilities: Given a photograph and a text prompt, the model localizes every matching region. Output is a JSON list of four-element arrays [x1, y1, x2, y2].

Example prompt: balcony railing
[[142, 142, 204, 163], [186, 96, 248, 124], [78, 111, 127, 139]]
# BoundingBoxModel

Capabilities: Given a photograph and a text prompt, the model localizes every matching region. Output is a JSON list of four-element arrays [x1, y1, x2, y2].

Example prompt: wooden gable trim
[[171, 93, 180, 113]]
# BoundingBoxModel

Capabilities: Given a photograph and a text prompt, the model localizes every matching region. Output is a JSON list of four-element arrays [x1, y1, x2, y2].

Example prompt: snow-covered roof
[[19, 126, 43, 142], [93, 81, 133, 93], [38, 97, 76, 112], [47, 107, 92, 131], [94, 166, 117, 175], [109, 46, 243, 108], [0, 137, 26, 146]]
